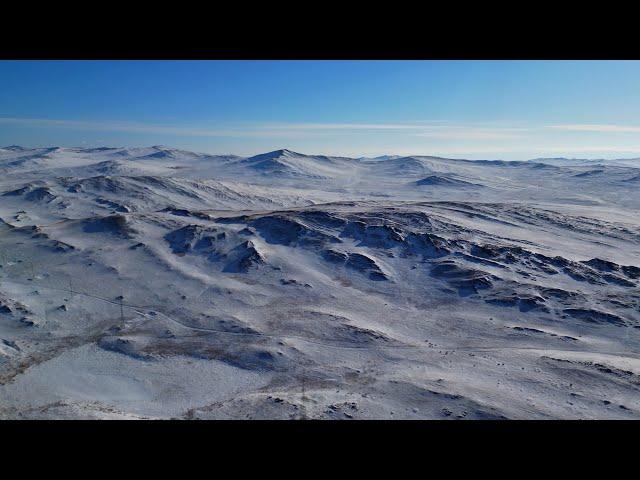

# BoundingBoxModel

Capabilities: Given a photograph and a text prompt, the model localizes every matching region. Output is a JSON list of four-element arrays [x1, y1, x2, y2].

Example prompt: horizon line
[[2, 144, 640, 163]]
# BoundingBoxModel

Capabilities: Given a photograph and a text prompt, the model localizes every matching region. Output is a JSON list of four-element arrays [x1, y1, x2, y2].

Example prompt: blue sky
[[1, 60, 640, 159]]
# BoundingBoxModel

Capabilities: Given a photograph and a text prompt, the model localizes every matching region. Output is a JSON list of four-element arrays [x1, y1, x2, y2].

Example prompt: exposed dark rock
[[223, 240, 265, 273], [83, 214, 137, 238], [250, 215, 340, 247], [562, 308, 626, 326], [431, 261, 495, 294]]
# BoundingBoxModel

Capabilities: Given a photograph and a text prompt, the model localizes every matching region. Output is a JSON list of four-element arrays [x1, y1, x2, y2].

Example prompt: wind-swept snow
[[1, 146, 640, 419]]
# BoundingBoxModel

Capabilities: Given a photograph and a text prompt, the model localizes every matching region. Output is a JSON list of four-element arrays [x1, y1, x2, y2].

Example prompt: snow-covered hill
[[1, 146, 640, 419]]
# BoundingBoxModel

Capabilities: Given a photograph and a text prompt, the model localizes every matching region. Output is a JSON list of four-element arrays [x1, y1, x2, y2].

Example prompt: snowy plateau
[[1, 145, 640, 419]]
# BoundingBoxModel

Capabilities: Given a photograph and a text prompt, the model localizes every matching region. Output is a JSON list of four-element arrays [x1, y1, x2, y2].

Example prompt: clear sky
[[1, 60, 640, 159]]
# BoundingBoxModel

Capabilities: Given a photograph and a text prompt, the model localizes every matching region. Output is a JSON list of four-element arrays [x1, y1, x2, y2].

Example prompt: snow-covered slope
[[531, 156, 640, 168], [1, 146, 640, 419]]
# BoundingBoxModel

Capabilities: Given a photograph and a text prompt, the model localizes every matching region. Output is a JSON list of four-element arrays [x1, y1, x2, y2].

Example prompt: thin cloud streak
[[0, 117, 415, 137], [0, 116, 532, 141], [0, 117, 268, 138], [262, 122, 530, 139], [413, 128, 526, 141], [536, 145, 640, 154], [258, 122, 447, 130], [548, 124, 640, 133]]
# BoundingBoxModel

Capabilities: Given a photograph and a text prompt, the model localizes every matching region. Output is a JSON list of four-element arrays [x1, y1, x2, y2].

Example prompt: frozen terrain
[[1, 145, 640, 419]]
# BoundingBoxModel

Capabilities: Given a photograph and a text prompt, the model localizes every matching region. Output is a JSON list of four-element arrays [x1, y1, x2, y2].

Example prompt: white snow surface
[[1, 146, 640, 419]]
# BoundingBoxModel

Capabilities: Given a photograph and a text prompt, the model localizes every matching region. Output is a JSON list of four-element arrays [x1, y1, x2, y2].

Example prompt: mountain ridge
[[5, 145, 640, 167]]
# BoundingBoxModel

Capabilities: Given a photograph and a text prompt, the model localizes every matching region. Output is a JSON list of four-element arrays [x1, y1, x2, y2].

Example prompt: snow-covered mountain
[[531, 156, 640, 167], [1, 146, 640, 419]]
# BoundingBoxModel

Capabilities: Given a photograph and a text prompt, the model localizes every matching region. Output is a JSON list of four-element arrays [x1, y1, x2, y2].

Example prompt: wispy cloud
[[257, 122, 442, 130], [0, 116, 529, 141], [260, 122, 528, 140], [0, 117, 257, 137], [533, 144, 640, 154], [547, 123, 640, 133], [0, 117, 435, 137], [413, 127, 527, 141]]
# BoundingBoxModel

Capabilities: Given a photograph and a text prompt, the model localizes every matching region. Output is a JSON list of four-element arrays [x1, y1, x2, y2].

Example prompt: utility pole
[[300, 365, 308, 420], [120, 294, 125, 328]]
